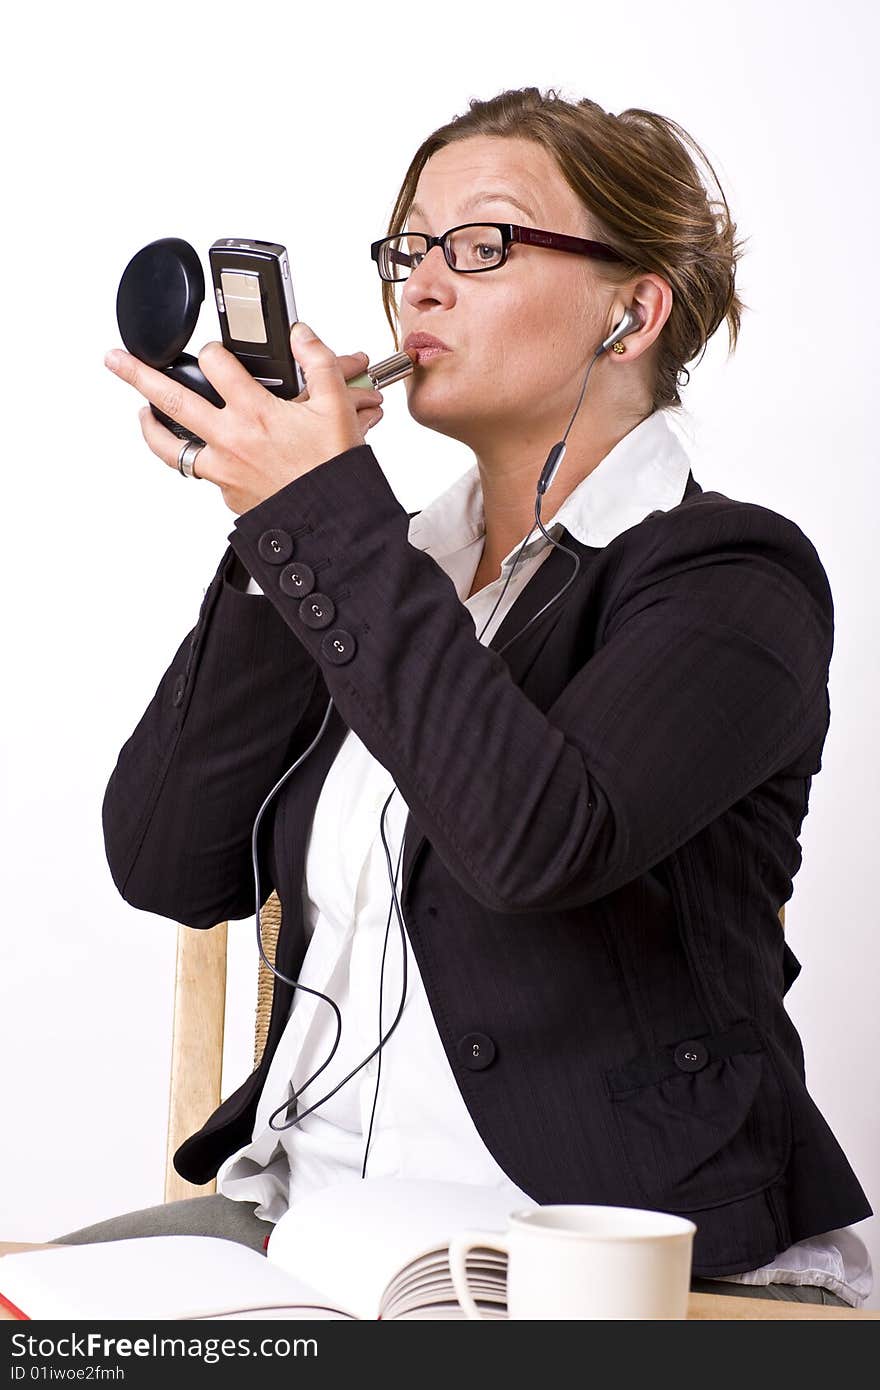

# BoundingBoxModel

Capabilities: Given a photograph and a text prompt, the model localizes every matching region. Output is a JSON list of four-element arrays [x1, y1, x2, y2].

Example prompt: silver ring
[[177, 439, 205, 479]]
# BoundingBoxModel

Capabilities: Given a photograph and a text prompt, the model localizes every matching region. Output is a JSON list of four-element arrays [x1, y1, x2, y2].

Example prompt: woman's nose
[[402, 245, 456, 307]]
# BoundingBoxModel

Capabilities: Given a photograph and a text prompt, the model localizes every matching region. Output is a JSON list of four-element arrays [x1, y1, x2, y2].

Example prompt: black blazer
[[102, 443, 872, 1277]]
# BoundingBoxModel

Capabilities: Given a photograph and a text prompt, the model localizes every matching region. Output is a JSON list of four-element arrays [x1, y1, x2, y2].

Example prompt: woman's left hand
[[103, 321, 385, 516]]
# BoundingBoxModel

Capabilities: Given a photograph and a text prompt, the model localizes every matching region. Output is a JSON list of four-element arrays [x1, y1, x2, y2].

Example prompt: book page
[[267, 1177, 517, 1320], [382, 1248, 507, 1319], [0, 1236, 346, 1321]]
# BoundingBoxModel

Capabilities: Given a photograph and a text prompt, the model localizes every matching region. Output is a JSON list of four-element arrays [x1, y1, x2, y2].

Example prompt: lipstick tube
[[346, 350, 415, 391]]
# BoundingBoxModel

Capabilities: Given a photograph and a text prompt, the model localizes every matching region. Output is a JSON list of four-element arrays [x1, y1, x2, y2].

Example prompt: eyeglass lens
[[377, 225, 504, 280]]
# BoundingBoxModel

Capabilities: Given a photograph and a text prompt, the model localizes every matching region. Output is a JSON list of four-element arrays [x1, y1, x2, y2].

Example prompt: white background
[[2, 0, 877, 1306]]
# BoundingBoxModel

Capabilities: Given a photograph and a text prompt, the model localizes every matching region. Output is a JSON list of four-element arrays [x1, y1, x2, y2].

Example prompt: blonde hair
[[380, 86, 749, 413]]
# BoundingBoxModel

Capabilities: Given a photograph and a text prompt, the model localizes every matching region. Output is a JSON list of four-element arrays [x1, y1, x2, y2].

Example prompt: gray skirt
[[52, 1194, 274, 1256]]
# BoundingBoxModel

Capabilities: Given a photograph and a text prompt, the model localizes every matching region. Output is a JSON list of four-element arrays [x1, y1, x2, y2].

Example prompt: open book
[[0, 1179, 521, 1321]]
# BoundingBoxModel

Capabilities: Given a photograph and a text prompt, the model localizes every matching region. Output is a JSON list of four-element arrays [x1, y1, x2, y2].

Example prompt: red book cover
[[0, 1288, 28, 1319]]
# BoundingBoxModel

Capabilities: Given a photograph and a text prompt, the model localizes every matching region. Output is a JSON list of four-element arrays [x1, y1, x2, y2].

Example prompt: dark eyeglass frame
[[370, 221, 630, 280]]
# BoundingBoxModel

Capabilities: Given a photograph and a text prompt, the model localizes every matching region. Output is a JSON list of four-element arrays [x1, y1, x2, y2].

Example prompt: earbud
[[598, 305, 643, 356], [537, 305, 645, 496]]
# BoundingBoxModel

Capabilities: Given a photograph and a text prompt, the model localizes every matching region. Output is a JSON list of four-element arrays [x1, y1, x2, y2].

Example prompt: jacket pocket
[[604, 1020, 792, 1212]]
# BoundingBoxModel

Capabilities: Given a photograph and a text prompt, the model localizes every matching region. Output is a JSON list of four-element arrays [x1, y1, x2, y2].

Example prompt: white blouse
[[217, 412, 872, 1306]]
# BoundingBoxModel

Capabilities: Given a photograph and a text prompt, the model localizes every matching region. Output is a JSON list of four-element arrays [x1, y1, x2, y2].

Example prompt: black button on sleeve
[[257, 529, 294, 563], [171, 673, 186, 707], [321, 629, 357, 665], [457, 1032, 497, 1071], [298, 592, 336, 629], [673, 1040, 709, 1072], [279, 561, 316, 598]]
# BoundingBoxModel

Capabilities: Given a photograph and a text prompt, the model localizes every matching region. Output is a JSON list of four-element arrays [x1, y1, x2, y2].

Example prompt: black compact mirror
[[115, 237, 225, 443]]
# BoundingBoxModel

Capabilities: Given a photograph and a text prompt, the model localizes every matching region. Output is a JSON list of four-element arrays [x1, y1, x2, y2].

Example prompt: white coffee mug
[[448, 1205, 697, 1320]]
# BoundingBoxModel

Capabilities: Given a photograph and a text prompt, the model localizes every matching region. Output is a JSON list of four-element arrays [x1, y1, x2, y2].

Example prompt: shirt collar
[[408, 409, 693, 568]]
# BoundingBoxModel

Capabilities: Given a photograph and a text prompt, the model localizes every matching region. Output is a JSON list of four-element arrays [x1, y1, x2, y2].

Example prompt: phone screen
[[219, 270, 269, 346]]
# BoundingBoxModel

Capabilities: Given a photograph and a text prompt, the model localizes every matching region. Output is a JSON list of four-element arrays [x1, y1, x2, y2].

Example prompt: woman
[[58, 87, 872, 1307]]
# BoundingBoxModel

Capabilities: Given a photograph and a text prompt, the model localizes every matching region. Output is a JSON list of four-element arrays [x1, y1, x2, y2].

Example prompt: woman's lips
[[403, 333, 452, 365]]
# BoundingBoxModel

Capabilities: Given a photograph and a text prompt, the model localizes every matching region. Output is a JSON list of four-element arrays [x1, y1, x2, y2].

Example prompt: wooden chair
[[163, 894, 786, 1202], [164, 891, 283, 1202]]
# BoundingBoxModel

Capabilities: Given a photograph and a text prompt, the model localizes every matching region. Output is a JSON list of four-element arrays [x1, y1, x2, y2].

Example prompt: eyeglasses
[[370, 222, 629, 281]]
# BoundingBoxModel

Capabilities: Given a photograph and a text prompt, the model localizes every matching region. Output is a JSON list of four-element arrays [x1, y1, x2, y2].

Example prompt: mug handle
[[448, 1229, 510, 1320]]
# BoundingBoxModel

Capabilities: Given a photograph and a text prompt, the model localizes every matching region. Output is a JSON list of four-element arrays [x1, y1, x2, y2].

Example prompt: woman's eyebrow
[[409, 190, 538, 222]]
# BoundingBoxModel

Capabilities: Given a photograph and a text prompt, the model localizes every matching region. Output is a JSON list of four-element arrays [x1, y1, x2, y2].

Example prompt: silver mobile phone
[[208, 239, 306, 399]]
